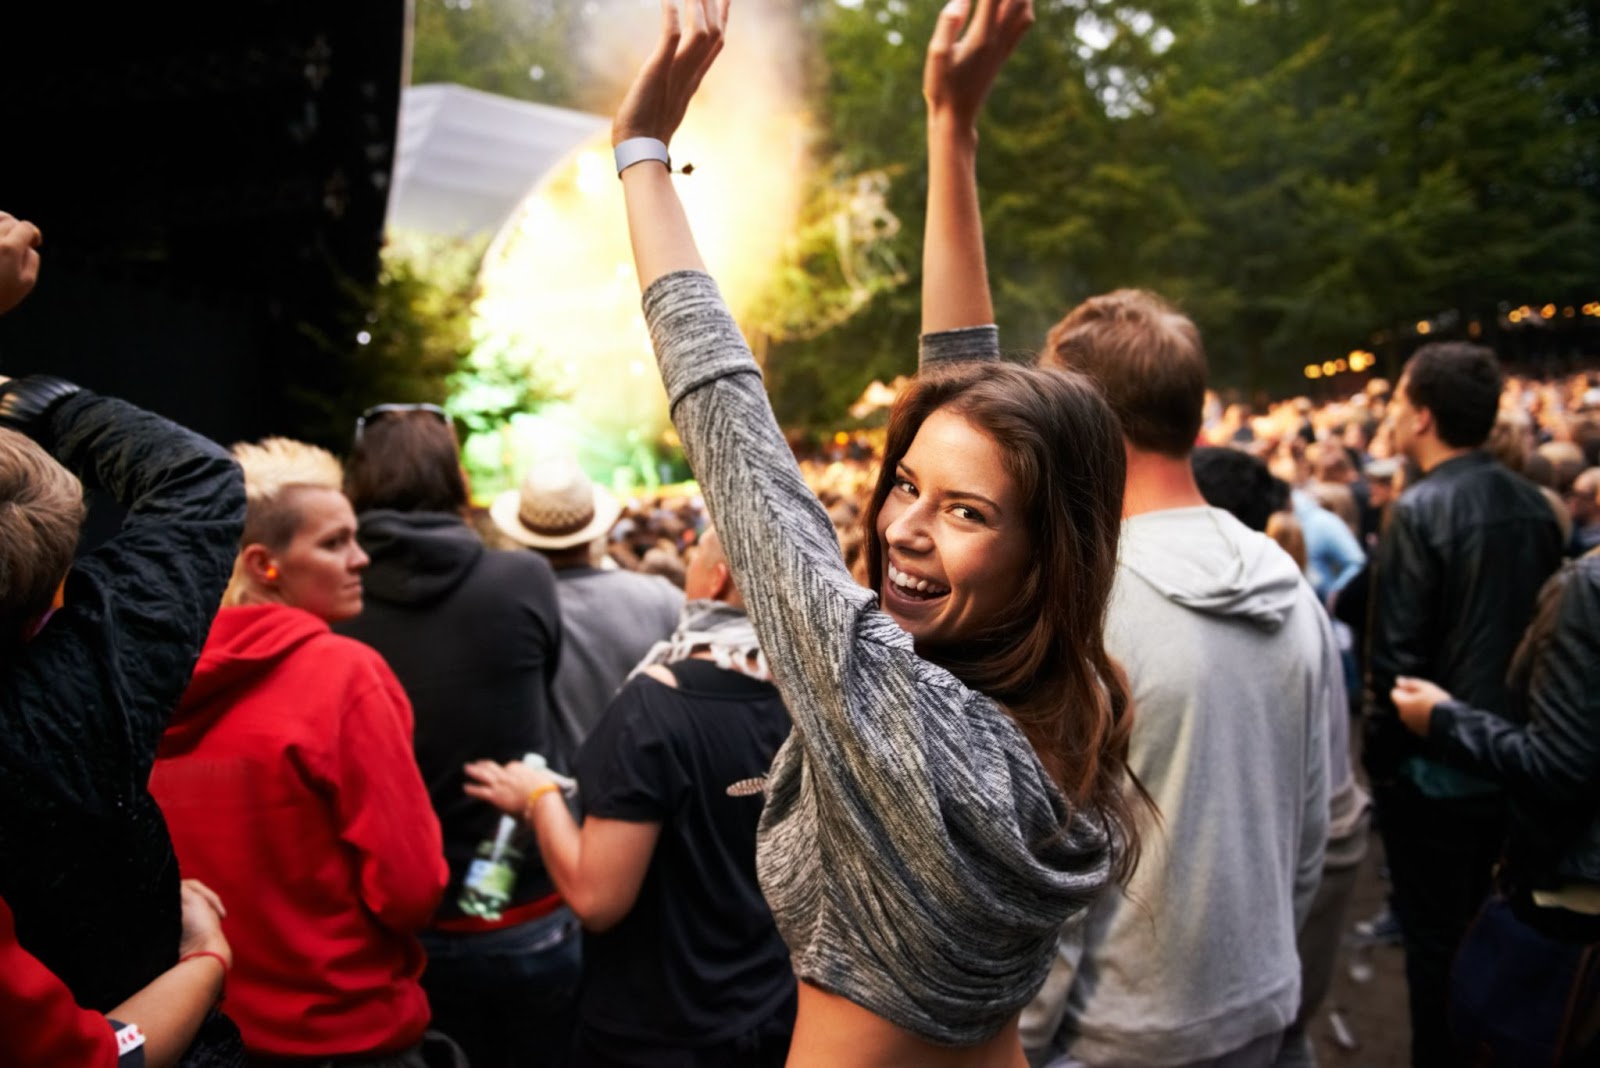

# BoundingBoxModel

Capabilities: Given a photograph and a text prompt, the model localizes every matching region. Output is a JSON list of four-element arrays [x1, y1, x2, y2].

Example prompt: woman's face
[[876, 408, 1030, 645], [274, 488, 368, 623]]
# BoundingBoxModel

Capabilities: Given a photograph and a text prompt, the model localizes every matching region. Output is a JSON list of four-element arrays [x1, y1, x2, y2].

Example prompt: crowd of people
[[3, 1, 1599, 1066]]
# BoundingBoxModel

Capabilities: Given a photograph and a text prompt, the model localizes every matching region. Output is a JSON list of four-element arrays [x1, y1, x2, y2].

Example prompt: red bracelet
[[178, 950, 229, 999]]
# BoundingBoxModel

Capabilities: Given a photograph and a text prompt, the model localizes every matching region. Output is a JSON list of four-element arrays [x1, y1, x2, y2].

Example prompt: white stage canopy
[[387, 83, 608, 237]]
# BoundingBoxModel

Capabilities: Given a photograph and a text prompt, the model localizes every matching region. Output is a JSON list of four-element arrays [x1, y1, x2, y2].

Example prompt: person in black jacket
[[0, 224, 248, 1066], [336, 405, 578, 1068], [1393, 549, 1600, 1063], [1365, 341, 1565, 1067]]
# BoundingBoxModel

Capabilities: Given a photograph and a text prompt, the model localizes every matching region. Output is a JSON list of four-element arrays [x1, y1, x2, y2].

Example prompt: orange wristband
[[523, 783, 561, 821]]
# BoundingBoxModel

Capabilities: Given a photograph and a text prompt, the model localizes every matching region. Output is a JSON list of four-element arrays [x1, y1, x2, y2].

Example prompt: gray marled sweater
[[642, 270, 1111, 1046]]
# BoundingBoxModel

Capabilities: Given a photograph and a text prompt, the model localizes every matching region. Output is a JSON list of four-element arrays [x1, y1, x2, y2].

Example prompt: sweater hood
[[165, 604, 329, 749], [1118, 506, 1304, 630], [356, 510, 484, 608]]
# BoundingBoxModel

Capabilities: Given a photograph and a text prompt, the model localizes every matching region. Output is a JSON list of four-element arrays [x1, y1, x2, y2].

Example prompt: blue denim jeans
[[419, 907, 582, 1068]]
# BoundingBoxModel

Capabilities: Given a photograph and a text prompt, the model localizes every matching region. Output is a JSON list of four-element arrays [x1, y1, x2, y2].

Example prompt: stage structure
[[0, 5, 408, 450], [388, 84, 608, 239]]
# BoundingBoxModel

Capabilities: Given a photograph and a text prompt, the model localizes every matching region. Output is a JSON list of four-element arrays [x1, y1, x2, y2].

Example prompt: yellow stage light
[[1542, 304, 1557, 319], [1416, 321, 1432, 334], [1305, 365, 1322, 380], [468, 15, 808, 495]]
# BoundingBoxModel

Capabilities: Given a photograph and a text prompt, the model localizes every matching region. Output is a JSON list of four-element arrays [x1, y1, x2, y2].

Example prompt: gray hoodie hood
[[1117, 506, 1304, 630]]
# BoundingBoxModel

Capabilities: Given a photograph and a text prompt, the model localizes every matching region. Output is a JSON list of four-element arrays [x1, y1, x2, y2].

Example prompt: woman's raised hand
[[613, 0, 731, 149], [923, 0, 1035, 131]]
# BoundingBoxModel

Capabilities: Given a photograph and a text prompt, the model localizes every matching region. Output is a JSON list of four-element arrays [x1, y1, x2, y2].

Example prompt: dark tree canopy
[[761, 0, 1600, 426]]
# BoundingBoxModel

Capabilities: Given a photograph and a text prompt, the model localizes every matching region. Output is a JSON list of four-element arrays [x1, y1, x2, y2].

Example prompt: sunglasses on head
[[354, 403, 450, 443]]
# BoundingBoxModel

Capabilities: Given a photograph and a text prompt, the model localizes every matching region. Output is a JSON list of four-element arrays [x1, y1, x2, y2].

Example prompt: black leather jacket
[[1429, 553, 1600, 886], [1365, 451, 1563, 780]]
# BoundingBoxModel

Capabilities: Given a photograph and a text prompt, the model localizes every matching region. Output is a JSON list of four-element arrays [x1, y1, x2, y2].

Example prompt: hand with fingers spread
[[0, 212, 43, 316], [923, 0, 1035, 131], [613, 0, 731, 150]]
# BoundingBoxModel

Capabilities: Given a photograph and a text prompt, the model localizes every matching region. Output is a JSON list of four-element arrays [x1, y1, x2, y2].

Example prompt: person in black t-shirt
[[465, 529, 796, 1068]]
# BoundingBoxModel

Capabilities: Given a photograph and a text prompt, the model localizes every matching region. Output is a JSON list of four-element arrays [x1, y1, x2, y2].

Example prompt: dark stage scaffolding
[[0, 4, 408, 452]]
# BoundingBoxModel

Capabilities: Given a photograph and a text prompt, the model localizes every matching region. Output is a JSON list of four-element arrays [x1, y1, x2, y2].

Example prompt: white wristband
[[614, 137, 671, 177]]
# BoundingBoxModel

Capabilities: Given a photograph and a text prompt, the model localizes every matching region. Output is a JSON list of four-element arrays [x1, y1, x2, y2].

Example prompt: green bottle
[[456, 753, 547, 919]]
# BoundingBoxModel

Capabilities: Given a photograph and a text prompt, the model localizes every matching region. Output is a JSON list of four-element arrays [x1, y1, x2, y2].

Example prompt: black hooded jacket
[[336, 510, 564, 919], [0, 383, 246, 1065]]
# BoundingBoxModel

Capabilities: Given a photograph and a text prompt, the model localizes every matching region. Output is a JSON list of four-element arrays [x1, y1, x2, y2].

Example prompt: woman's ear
[[240, 543, 280, 586], [712, 560, 734, 602]]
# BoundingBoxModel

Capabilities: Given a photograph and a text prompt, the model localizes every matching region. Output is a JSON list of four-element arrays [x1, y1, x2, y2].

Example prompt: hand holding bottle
[[463, 755, 568, 818]]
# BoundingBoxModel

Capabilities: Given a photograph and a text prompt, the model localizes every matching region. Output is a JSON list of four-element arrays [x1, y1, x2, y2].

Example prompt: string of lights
[[1303, 300, 1600, 379]]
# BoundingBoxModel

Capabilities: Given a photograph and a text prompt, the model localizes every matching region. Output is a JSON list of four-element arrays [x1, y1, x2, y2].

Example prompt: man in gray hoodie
[[1021, 290, 1337, 1067]]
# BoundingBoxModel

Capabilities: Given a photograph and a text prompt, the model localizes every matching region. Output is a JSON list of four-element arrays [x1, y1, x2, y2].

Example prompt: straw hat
[[490, 454, 622, 550]]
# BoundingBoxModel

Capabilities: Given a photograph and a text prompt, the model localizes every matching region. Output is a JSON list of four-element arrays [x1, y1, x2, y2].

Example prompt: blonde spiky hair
[[222, 437, 346, 606], [233, 437, 343, 503]]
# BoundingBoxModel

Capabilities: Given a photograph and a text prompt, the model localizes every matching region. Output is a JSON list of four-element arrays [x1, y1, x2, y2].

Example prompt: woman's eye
[[952, 505, 986, 523], [893, 477, 916, 495]]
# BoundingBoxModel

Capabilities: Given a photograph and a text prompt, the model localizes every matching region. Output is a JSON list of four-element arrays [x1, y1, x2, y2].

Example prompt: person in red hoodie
[[149, 437, 450, 1067]]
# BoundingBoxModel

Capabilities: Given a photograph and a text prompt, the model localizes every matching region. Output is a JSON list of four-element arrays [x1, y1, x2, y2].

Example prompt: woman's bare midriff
[[786, 980, 1029, 1068]]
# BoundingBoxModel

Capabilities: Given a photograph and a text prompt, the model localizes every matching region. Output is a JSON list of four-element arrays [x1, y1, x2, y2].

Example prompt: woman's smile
[[887, 560, 951, 599]]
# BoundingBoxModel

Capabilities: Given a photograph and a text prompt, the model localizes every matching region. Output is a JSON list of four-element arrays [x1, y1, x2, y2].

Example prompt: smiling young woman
[[865, 363, 1132, 800], [608, 0, 1140, 1062]]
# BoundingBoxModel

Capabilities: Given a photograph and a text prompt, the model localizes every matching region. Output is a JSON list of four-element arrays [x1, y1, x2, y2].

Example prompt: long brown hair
[[863, 360, 1145, 882]]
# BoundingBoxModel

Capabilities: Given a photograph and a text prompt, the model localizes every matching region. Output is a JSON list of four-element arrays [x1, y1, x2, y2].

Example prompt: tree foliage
[[410, 0, 588, 106], [764, 0, 1600, 425], [292, 232, 485, 447]]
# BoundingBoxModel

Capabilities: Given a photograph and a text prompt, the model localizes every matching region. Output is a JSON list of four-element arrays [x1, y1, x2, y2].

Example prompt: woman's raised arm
[[920, 0, 1032, 336], [919, 0, 1031, 368], [615, 0, 727, 288], [611, 0, 892, 763]]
